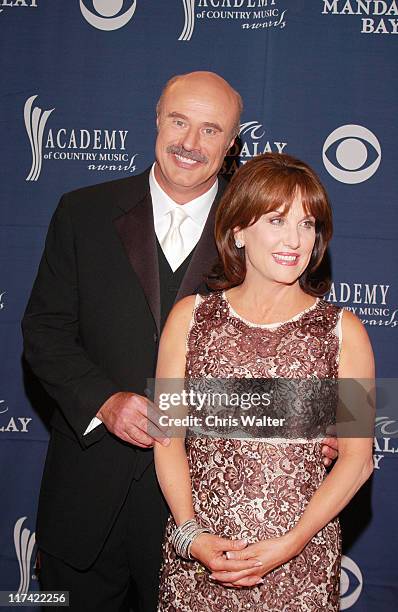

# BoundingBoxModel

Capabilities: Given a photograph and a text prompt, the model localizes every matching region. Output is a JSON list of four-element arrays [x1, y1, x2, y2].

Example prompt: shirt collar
[[150, 163, 218, 226]]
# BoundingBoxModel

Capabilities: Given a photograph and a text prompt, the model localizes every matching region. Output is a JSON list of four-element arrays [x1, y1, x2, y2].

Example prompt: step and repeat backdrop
[[1, 1, 397, 609]]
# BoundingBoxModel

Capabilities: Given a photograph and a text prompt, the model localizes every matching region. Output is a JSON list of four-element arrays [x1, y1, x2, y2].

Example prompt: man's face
[[155, 77, 237, 203]]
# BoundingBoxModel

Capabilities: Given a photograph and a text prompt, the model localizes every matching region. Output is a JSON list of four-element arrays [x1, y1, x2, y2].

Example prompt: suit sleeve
[[22, 194, 119, 448]]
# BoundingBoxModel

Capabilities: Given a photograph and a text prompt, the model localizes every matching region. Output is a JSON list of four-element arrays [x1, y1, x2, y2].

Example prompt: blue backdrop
[[1, 1, 397, 609]]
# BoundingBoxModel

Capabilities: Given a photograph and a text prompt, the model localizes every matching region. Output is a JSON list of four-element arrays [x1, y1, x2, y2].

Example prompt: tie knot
[[169, 206, 188, 228]]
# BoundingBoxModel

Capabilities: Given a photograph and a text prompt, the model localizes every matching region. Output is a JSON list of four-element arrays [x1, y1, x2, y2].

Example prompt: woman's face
[[237, 194, 317, 287]]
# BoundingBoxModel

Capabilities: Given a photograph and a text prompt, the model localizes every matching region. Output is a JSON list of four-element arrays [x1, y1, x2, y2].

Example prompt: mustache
[[167, 145, 208, 164]]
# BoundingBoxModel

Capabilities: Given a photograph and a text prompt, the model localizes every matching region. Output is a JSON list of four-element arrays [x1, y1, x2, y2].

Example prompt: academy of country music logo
[[14, 517, 37, 594], [321, 1, 398, 35], [322, 125, 381, 184], [327, 282, 397, 328], [24, 95, 138, 181], [221, 120, 287, 176], [0, 399, 32, 433], [0, 0, 37, 15], [179, 0, 287, 41], [340, 555, 363, 609], [328, 284, 398, 470], [80, 0, 137, 31]]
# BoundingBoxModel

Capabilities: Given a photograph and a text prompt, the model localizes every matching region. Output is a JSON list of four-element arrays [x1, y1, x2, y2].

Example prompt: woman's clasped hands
[[190, 532, 299, 588]]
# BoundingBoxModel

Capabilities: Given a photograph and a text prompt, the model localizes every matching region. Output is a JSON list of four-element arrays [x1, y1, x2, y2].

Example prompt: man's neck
[[153, 163, 217, 204]]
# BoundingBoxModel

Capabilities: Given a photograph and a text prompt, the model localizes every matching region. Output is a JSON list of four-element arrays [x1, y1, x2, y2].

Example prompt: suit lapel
[[176, 179, 226, 302], [112, 170, 226, 325], [113, 172, 161, 332]]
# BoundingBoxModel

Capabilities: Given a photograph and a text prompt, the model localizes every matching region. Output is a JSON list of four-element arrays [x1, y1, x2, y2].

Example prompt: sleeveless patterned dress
[[158, 291, 343, 611]]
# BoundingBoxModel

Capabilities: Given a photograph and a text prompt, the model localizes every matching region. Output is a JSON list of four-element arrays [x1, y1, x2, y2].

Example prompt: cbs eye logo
[[340, 555, 363, 609], [323, 125, 381, 184], [80, 1, 137, 31]]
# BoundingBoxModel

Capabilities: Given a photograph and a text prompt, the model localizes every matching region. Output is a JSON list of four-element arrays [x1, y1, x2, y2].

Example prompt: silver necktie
[[161, 206, 188, 271]]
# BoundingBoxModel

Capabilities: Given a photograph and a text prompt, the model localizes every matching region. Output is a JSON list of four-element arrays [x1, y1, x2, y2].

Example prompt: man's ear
[[227, 136, 236, 152]]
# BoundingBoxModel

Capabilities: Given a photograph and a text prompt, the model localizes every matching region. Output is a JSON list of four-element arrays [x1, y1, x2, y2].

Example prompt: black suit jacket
[[22, 168, 225, 568]]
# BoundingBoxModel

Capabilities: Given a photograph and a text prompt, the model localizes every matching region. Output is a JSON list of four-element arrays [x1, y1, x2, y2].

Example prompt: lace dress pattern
[[158, 291, 342, 611]]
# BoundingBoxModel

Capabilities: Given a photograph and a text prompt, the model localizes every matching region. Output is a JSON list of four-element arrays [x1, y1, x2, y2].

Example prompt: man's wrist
[[96, 391, 121, 421]]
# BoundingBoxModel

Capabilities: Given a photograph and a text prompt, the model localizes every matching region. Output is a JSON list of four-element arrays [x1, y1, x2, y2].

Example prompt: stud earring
[[235, 239, 244, 248]]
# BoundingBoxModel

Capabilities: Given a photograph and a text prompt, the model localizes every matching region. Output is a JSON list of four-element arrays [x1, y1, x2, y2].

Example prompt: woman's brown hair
[[209, 153, 333, 297]]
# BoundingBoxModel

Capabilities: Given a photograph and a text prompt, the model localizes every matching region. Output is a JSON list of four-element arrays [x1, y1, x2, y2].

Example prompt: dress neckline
[[222, 291, 320, 329]]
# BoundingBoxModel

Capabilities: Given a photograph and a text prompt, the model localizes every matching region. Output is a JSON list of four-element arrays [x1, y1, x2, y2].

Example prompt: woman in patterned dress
[[154, 153, 374, 611]]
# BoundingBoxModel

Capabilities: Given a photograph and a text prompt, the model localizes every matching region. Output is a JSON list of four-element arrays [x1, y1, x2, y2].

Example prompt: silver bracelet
[[171, 519, 211, 560]]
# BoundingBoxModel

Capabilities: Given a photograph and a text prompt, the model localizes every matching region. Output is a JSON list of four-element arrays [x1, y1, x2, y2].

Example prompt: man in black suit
[[22, 71, 337, 611]]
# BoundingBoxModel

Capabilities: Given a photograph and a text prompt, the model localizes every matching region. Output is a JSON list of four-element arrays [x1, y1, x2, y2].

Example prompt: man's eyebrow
[[168, 112, 189, 120], [203, 121, 223, 132], [167, 112, 223, 132]]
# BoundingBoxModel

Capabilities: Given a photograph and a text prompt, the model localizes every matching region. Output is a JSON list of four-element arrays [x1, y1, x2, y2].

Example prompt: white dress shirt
[[150, 163, 218, 270], [83, 164, 218, 435]]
